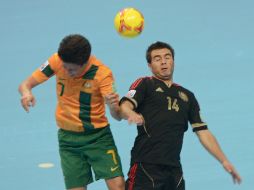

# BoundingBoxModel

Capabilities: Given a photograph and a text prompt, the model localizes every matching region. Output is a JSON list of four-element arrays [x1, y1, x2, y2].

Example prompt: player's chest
[[146, 86, 190, 113], [56, 77, 99, 97]]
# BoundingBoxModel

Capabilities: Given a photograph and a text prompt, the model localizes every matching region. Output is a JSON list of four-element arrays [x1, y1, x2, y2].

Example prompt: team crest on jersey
[[178, 91, 188, 102], [39, 61, 49, 71], [126, 90, 136, 98], [83, 81, 92, 88]]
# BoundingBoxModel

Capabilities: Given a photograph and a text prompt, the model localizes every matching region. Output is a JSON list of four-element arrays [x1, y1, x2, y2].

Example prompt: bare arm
[[120, 100, 143, 125], [18, 76, 40, 112], [196, 129, 242, 184], [104, 93, 122, 121]]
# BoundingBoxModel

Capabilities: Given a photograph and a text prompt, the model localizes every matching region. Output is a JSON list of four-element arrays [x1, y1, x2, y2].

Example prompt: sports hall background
[[0, 0, 253, 189]]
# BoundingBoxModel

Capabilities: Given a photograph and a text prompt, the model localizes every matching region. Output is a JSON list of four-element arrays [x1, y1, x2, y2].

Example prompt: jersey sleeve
[[31, 53, 60, 83], [188, 93, 208, 131], [99, 70, 116, 97], [120, 77, 147, 109]]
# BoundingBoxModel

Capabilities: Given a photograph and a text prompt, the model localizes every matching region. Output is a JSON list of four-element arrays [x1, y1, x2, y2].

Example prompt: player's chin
[[160, 74, 171, 80], [160, 70, 171, 75]]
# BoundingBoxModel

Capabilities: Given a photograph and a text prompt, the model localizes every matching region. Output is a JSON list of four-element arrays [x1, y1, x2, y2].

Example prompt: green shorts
[[58, 127, 123, 189]]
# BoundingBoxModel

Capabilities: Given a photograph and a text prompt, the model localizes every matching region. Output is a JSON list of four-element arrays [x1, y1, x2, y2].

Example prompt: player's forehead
[[151, 48, 172, 58]]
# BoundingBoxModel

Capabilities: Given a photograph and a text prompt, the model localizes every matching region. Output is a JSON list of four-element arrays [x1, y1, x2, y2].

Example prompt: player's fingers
[[106, 92, 118, 98], [128, 119, 134, 125], [21, 97, 32, 112], [136, 117, 143, 125], [227, 166, 241, 184], [111, 94, 119, 101], [232, 171, 241, 184], [22, 102, 29, 112], [31, 98, 36, 107], [138, 114, 145, 125], [105, 95, 119, 104], [134, 116, 144, 126], [111, 97, 120, 105], [112, 100, 119, 105], [233, 175, 238, 184], [128, 118, 139, 125]]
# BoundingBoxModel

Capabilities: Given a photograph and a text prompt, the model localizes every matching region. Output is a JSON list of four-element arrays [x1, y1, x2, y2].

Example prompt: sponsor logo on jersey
[[126, 90, 136, 98], [39, 61, 49, 71], [178, 91, 188, 102], [156, 87, 164, 92]]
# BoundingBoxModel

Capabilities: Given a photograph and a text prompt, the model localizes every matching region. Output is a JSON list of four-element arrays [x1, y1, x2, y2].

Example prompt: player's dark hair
[[58, 34, 91, 65], [146, 41, 175, 63]]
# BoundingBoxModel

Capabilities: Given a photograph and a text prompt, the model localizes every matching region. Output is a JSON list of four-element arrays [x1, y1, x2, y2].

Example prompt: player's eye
[[165, 55, 172, 59], [153, 57, 161, 62]]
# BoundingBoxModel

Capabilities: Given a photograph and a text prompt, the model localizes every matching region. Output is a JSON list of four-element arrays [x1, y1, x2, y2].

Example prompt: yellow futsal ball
[[114, 7, 144, 38]]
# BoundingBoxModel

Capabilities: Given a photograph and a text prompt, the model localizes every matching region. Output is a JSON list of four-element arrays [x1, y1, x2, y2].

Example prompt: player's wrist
[[221, 159, 230, 166], [21, 92, 33, 99]]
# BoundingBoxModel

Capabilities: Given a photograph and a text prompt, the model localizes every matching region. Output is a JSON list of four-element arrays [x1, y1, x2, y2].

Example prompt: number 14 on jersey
[[167, 96, 179, 112]]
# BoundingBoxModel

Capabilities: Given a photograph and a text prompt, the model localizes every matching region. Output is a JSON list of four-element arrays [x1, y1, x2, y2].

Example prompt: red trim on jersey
[[173, 83, 181, 87], [130, 76, 152, 90], [127, 163, 138, 190], [130, 78, 143, 90]]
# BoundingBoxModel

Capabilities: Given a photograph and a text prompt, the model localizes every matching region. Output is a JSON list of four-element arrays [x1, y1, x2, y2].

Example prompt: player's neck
[[164, 80, 173, 87], [153, 76, 173, 87]]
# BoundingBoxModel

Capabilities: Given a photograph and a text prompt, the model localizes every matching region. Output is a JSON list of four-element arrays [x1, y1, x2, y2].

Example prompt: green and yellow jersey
[[32, 53, 116, 132]]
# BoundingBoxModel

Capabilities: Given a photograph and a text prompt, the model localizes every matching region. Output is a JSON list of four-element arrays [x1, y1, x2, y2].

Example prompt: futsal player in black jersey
[[119, 41, 241, 190]]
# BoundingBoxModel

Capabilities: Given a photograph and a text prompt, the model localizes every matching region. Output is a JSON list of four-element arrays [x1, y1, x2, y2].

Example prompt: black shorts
[[125, 162, 185, 190]]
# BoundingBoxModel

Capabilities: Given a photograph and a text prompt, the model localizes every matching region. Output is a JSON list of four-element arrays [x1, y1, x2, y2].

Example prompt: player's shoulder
[[91, 55, 111, 73], [90, 55, 107, 67], [39, 53, 62, 74], [88, 56, 114, 82], [172, 83, 195, 96], [130, 76, 153, 90], [48, 53, 61, 63]]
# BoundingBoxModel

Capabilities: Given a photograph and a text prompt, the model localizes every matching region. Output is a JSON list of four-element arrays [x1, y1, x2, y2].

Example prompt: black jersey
[[120, 76, 207, 167]]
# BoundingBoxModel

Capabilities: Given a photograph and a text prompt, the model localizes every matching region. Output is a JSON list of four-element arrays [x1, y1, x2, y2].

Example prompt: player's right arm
[[18, 54, 60, 112], [18, 76, 40, 113], [119, 77, 147, 125], [120, 100, 143, 125]]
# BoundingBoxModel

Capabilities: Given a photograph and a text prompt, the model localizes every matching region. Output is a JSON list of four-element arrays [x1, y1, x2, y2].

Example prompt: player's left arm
[[195, 130, 242, 184], [100, 70, 121, 121], [189, 93, 242, 184], [19, 76, 40, 112], [104, 92, 121, 121]]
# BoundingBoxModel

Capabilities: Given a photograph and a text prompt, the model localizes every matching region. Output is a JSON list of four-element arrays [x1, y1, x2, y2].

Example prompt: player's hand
[[20, 93, 36, 113], [127, 113, 144, 126], [222, 160, 242, 184], [105, 92, 120, 109]]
